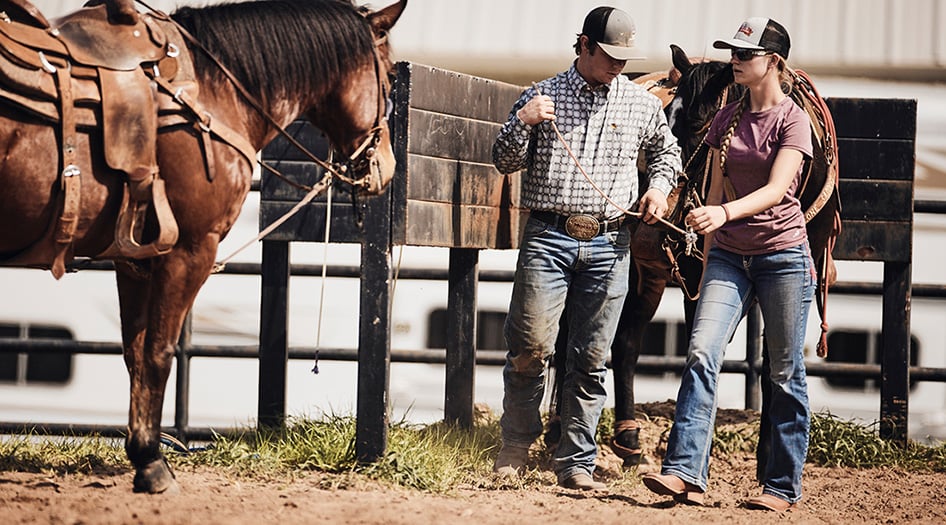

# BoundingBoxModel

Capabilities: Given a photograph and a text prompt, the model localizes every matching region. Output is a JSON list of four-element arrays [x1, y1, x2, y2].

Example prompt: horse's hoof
[[133, 457, 180, 494], [543, 417, 562, 449], [611, 419, 643, 468], [621, 452, 643, 468]]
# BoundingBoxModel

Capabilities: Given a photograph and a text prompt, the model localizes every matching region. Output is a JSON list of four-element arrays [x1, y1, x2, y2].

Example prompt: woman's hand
[[686, 205, 728, 234]]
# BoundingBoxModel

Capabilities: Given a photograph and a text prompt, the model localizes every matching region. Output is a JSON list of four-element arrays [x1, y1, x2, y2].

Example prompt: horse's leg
[[117, 245, 216, 494], [116, 262, 174, 494], [610, 257, 668, 467]]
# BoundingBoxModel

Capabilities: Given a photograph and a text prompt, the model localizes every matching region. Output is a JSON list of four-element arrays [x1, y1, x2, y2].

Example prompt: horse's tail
[[790, 68, 842, 358]]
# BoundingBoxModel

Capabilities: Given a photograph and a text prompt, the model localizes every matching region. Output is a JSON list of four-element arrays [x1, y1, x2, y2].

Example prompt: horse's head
[[172, 0, 407, 196], [665, 44, 745, 163], [304, 0, 406, 196]]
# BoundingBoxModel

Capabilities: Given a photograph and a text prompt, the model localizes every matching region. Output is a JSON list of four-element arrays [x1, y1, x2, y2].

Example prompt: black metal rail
[[2, 205, 945, 442]]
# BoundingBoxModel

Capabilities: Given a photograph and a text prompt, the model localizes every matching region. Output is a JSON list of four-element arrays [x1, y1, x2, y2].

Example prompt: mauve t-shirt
[[705, 97, 813, 255]]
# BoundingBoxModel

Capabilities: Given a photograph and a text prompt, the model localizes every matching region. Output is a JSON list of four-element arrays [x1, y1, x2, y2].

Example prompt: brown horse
[[549, 44, 840, 468], [0, 0, 407, 493]]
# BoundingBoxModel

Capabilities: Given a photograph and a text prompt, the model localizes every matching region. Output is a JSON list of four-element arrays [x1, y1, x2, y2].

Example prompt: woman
[[642, 17, 814, 512]]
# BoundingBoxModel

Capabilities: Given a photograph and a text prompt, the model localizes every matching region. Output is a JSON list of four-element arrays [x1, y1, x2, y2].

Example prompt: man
[[491, 6, 682, 490]]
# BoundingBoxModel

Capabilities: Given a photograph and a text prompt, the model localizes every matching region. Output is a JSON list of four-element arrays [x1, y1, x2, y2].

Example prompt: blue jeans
[[661, 243, 814, 503], [501, 216, 631, 482]]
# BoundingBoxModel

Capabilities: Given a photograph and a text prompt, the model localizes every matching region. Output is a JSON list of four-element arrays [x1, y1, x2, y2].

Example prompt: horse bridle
[[335, 29, 393, 196], [249, 31, 392, 196]]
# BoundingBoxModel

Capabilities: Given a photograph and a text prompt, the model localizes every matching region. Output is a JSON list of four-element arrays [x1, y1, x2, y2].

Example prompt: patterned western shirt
[[492, 63, 681, 217]]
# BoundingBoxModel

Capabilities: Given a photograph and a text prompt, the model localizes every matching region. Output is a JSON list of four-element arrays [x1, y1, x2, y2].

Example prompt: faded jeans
[[661, 243, 815, 503], [500, 216, 630, 482]]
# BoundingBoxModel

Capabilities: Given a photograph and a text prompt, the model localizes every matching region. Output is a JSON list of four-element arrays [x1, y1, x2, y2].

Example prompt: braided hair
[[718, 95, 748, 173], [719, 54, 793, 173]]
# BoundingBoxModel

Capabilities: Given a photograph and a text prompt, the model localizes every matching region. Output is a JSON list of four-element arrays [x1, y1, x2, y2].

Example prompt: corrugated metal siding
[[21, 0, 946, 78], [382, 0, 946, 80]]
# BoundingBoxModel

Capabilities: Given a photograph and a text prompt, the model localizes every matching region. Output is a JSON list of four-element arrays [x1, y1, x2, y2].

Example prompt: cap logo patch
[[738, 23, 753, 37]]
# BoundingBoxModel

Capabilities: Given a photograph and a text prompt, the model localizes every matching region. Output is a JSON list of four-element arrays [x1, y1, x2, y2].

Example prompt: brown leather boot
[[558, 473, 607, 491], [642, 472, 705, 506], [746, 493, 795, 512], [492, 444, 529, 478]]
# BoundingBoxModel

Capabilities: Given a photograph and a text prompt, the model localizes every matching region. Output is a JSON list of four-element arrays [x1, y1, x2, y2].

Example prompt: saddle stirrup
[[104, 177, 179, 259]]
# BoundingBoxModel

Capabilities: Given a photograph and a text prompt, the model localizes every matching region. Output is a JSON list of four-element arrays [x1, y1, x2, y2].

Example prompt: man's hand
[[516, 95, 555, 126], [638, 188, 669, 225]]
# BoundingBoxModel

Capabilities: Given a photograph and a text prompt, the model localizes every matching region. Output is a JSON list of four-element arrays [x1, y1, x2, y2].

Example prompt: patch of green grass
[[2, 409, 944, 492], [0, 432, 127, 475], [712, 422, 759, 457], [171, 413, 509, 492], [807, 412, 946, 471]]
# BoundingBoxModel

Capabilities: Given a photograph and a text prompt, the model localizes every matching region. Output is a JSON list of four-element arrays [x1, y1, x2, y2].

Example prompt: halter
[[334, 29, 393, 196]]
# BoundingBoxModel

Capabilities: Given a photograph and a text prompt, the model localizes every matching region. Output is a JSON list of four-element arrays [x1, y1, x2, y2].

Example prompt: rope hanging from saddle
[[787, 67, 842, 358]]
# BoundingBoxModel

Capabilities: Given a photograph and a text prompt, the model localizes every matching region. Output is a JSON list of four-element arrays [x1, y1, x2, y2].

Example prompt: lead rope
[[311, 171, 334, 374], [212, 171, 332, 273], [531, 83, 693, 242]]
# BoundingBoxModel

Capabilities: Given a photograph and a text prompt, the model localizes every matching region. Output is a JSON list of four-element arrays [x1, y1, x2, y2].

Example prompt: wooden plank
[[837, 138, 915, 182], [406, 154, 508, 207], [833, 220, 912, 262], [839, 180, 913, 222], [826, 98, 917, 140], [403, 201, 503, 248], [402, 200, 451, 246], [259, 201, 365, 243], [403, 62, 523, 122], [389, 60, 413, 249], [355, 188, 393, 462], [261, 120, 331, 163], [506, 171, 523, 209], [408, 109, 501, 163]]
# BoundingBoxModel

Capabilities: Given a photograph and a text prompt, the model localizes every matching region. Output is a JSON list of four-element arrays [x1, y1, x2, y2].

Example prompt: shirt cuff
[[647, 174, 676, 196]]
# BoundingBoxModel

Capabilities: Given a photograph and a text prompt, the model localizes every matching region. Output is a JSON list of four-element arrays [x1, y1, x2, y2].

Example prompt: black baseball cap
[[581, 6, 644, 60], [713, 17, 791, 60]]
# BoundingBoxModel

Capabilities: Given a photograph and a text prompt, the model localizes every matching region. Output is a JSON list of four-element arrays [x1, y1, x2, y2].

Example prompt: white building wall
[[22, 0, 946, 81]]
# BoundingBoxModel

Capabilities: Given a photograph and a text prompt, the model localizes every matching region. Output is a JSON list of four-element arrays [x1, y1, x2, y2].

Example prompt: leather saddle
[[0, 0, 186, 277]]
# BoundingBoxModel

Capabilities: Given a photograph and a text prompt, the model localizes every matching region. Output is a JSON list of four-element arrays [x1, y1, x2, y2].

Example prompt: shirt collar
[[566, 62, 611, 96]]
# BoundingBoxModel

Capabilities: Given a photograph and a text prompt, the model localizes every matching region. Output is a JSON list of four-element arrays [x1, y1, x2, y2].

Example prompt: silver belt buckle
[[564, 214, 600, 241]]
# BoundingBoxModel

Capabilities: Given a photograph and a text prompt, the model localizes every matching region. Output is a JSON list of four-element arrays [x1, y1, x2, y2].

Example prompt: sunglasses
[[730, 49, 771, 61]]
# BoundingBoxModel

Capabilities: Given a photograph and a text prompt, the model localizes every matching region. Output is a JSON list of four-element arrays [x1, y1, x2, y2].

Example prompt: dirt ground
[[2, 464, 945, 525], [3, 404, 946, 525]]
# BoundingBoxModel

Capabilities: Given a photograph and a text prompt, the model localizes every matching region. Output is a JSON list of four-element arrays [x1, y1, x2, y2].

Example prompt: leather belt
[[531, 210, 626, 241]]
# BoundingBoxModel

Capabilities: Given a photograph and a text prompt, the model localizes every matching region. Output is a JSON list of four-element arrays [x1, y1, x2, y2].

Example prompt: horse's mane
[[670, 60, 747, 161], [172, 0, 376, 105]]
